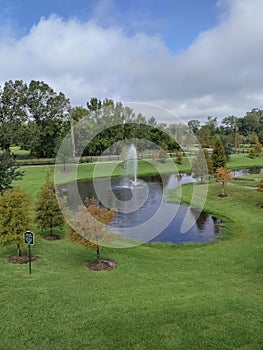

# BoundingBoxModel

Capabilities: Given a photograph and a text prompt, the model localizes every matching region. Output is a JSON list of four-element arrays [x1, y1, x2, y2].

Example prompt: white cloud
[[0, 0, 263, 123]]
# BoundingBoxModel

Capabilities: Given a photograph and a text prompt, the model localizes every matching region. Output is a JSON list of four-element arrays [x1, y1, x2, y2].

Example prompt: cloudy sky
[[0, 0, 262, 123]]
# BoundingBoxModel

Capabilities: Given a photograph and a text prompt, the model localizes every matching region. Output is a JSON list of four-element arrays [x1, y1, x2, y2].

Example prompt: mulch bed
[[217, 194, 228, 197], [87, 259, 117, 271], [7, 254, 40, 264], [44, 234, 61, 241]]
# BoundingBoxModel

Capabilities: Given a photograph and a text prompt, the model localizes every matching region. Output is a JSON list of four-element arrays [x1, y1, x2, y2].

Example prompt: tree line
[[1, 79, 263, 159]]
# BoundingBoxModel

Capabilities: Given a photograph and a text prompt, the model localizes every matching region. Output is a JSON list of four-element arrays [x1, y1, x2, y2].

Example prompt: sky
[[0, 0, 262, 123]]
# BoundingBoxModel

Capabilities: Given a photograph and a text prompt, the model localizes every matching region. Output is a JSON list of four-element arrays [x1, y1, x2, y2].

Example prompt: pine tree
[[34, 173, 64, 235], [212, 136, 227, 173], [0, 150, 24, 194], [68, 198, 115, 260], [0, 187, 31, 256]]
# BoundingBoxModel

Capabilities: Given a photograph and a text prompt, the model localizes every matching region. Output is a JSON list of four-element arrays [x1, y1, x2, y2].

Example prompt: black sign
[[24, 231, 34, 245]]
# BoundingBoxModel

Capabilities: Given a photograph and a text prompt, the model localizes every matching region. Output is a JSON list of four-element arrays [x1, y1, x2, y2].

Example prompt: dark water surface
[[62, 173, 222, 244]]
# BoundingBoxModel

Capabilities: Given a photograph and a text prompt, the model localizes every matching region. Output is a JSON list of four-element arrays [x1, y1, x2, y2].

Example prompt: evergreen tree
[[212, 136, 227, 173], [0, 187, 31, 256], [34, 173, 64, 235], [0, 150, 24, 194]]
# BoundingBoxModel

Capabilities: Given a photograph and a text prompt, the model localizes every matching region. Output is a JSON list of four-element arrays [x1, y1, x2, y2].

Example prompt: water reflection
[[60, 173, 222, 244]]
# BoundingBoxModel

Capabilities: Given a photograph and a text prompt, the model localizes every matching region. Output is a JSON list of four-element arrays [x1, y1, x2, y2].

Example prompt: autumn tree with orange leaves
[[68, 198, 115, 260], [215, 167, 233, 197]]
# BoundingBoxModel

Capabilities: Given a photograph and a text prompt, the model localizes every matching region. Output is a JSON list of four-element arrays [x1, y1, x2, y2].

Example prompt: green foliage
[[212, 136, 227, 172], [34, 173, 64, 234], [0, 80, 28, 150], [192, 148, 213, 182], [0, 150, 24, 194], [0, 187, 31, 253], [249, 143, 262, 158]]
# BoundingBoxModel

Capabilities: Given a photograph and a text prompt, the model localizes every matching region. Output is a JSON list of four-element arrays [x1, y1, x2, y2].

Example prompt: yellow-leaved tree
[[0, 187, 31, 256], [215, 167, 233, 197], [68, 198, 115, 261]]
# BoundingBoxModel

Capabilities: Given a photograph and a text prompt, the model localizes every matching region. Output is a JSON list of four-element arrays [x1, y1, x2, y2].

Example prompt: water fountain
[[126, 143, 146, 189], [126, 144, 138, 186]]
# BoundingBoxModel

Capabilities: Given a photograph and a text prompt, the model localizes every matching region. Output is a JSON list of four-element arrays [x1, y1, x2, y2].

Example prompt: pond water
[[231, 167, 263, 176], [62, 173, 222, 245]]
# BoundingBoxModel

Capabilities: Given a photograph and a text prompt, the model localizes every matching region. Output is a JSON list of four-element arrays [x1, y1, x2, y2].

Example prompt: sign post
[[24, 231, 34, 274]]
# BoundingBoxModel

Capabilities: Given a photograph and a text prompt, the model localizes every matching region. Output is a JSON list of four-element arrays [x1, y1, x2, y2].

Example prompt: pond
[[231, 167, 263, 176], [62, 173, 222, 245]]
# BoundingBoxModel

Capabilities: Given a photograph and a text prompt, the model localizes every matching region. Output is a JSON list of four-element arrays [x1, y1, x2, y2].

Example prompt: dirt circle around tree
[[7, 254, 40, 264], [217, 193, 228, 198], [87, 259, 117, 271], [44, 234, 61, 241]]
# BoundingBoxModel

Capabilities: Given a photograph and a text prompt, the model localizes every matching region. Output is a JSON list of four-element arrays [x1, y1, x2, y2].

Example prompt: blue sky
[[0, 0, 262, 122], [0, 0, 218, 52]]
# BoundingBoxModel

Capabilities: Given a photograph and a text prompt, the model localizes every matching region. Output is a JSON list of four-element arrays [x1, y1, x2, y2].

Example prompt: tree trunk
[[222, 182, 225, 195], [96, 246, 100, 261], [17, 244, 21, 257]]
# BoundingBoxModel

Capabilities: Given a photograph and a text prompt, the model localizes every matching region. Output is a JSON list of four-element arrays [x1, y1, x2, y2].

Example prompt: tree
[[176, 151, 183, 165], [212, 136, 227, 173], [215, 167, 233, 197], [34, 173, 65, 235], [192, 149, 213, 183], [258, 179, 263, 192], [0, 80, 28, 151], [159, 144, 168, 163], [205, 116, 218, 135], [249, 143, 262, 158], [27, 80, 70, 157], [198, 125, 213, 148], [0, 150, 24, 194], [68, 198, 115, 260], [0, 187, 31, 256], [188, 120, 201, 134]]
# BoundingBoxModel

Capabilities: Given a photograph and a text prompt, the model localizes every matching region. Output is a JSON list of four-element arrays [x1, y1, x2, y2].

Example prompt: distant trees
[[215, 167, 233, 197], [0, 187, 31, 256], [68, 198, 115, 260], [0, 150, 23, 194], [1, 79, 262, 160], [0, 79, 70, 157], [34, 173, 65, 235]]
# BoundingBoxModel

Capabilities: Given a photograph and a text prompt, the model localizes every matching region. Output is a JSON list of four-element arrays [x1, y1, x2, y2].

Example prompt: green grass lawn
[[1, 156, 263, 349], [227, 153, 263, 169]]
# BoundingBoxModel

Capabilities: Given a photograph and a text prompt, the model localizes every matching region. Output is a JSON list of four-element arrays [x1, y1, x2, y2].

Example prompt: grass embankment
[[226, 153, 263, 169], [0, 156, 262, 349]]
